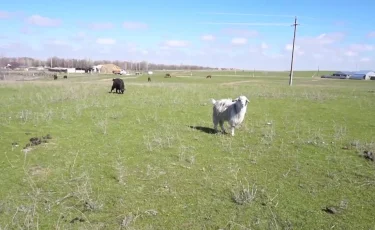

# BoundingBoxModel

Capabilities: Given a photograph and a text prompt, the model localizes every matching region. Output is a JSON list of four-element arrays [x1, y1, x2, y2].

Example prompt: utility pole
[[289, 16, 299, 86]]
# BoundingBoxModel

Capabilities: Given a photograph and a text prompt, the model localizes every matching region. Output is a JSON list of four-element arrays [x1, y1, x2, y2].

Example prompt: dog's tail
[[210, 98, 216, 105]]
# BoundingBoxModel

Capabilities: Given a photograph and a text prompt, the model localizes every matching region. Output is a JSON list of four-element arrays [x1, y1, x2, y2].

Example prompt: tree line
[[0, 56, 216, 71]]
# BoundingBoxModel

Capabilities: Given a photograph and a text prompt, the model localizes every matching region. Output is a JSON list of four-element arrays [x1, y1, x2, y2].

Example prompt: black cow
[[63, 75, 67, 79], [148, 77, 151, 82], [110, 78, 125, 94], [53, 74, 58, 80]]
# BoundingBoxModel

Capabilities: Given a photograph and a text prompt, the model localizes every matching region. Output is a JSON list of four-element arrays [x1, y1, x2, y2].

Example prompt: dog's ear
[[245, 98, 250, 105]]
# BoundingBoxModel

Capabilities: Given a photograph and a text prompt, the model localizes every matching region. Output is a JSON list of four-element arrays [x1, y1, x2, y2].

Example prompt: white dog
[[211, 95, 250, 136]]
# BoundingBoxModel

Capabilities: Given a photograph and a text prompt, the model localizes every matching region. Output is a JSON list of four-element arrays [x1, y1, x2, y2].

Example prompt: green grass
[[1, 70, 375, 229]]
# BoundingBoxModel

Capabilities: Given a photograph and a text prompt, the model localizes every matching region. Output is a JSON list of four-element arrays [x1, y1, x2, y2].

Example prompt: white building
[[349, 71, 375, 80], [92, 65, 102, 73]]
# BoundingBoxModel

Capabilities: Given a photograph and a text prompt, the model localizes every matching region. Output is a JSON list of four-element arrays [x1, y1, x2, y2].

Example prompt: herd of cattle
[[53, 74, 67, 80], [52, 73, 213, 94]]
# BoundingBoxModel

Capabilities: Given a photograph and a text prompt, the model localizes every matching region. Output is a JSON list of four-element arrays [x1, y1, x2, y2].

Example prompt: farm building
[[92, 65, 102, 73], [348, 71, 375, 80], [321, 71, 375, 80], [332, 71, 352, 79], [321, 71, 351, 79]]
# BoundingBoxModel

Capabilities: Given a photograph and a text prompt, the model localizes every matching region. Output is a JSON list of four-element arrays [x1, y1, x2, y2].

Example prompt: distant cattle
[[148, 77, 151, 82], [85, 67, 94, 73], [206, 75, 212, 78], [110, 78, 125, 94], [63, 75, 67, 79], [53, 74, 58, 80], [165, 73, 171, 78]]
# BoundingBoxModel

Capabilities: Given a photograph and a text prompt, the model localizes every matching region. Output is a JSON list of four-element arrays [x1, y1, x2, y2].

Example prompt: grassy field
[[1, 70, 375, 229]]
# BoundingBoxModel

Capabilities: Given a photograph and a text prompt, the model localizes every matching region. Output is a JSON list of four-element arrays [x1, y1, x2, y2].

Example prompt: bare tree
[[0, 56, 216, 71]]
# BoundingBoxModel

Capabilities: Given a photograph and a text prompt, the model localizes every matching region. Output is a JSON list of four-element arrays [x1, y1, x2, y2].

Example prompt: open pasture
[[1, 70, 375, 229]]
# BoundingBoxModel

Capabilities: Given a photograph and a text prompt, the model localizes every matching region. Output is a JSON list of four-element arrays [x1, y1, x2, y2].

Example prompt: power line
[[289, 16, 299, 86]]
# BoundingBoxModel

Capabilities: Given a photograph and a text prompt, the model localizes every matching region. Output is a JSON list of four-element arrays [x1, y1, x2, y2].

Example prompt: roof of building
[[333, 71, 353, 75], [333, 70, 375, 75], [352, 70, 375, 75]]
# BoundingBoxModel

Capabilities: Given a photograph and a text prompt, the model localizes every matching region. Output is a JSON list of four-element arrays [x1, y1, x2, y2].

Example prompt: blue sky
[[1, 0, 375, 70]]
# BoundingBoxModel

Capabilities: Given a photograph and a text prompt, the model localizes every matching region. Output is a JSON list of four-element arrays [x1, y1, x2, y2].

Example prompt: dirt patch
[[29, 165, 51, 177]]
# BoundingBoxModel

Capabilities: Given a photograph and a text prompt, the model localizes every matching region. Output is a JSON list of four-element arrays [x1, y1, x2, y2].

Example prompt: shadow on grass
[[108, 91, 125, 94], [188, 125, 218, 134]]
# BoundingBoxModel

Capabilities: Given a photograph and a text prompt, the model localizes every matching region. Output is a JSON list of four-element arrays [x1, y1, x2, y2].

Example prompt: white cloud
[[360, 57, 371, 62], [72, 31, 86, 41], [231, 37, 247, 45], [315, 33, 345, 45], [26, 15, 61, 27], [367, 31, 375, 38], [296, 32, 345, 47], [201, 35, 215, 41], [261, 42, 269, 49], [163, 40, 189, 47], [0, 11, 10, 19], [285, 44, 301, 51], [283, 32, 349, 60], [89, 22, 114, 30], [222, 28, 259, 37], [2, 30, 375, 71], [96, 38, 116, 45], [20, 26, 33, 35], [284, 44, 304, 56], [48, 39, 68, 46], [348, 44, 374, 52], [123, 21, 148, 30], [285, 44, 293, 51], [344, 51, 358, 57]]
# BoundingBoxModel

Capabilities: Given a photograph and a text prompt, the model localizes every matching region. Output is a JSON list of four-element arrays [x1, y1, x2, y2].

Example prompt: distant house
[[92, 65, 102, 73], [348, 71, 375, 80]]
